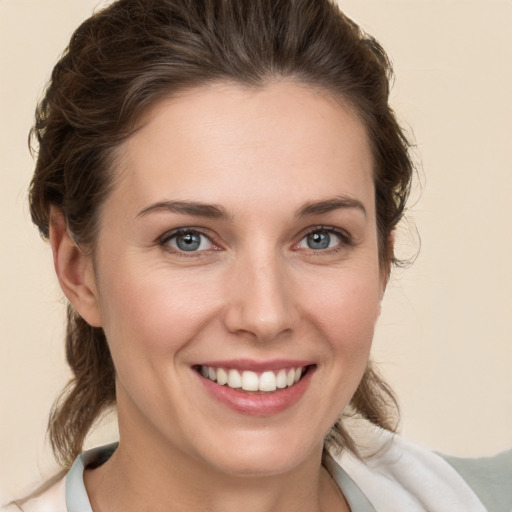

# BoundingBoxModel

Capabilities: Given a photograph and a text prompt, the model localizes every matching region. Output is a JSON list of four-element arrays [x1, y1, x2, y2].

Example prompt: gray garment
[[5, 443, 511, 511], [63, 444, 511, 512], [440, 450, 512, 512]]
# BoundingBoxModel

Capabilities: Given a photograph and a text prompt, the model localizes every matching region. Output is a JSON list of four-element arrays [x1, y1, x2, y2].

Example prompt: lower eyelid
[[157, 227, 352, 254], [297, 228, 351, 248], [159, 229, 215, 251]]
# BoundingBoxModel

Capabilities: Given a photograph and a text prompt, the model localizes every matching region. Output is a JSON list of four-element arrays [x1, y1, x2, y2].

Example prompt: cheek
[[97, 261, 221, 357], [301, 267, 382, 352], [295, 268, 381, 423]]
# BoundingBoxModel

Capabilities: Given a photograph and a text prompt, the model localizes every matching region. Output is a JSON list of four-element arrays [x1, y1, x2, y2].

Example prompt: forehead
[[111, 81, 375, 217]]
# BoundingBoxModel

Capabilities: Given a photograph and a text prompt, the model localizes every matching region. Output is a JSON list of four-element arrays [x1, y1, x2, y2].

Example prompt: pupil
[[307, 232, 330, 250], [177, 232, 201, 251]]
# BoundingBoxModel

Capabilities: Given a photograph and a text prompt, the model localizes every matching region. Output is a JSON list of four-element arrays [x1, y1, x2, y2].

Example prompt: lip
[[194, 362, 316, 416]]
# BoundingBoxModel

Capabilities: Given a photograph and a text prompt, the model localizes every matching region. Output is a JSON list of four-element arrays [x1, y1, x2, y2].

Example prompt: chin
[[188, 424, 325, 478]]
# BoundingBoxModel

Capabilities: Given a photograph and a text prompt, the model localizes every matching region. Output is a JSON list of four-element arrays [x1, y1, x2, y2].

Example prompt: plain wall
[[1, 0, 511, 500]]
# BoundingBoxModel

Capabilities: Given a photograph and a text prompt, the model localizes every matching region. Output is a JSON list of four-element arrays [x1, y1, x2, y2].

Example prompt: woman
[[4, 0, 510, 511]]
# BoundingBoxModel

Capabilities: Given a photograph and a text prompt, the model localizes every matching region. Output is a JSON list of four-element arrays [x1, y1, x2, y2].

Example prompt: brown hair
[[30, 0, 411, 467]]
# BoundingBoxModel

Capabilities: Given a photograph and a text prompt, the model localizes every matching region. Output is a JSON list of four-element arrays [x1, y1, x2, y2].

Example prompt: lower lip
[[197, 367, 315, 416]]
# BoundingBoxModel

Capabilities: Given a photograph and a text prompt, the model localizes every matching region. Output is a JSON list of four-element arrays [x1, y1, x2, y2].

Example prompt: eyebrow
[[295, 196, 367, 218], [136, 195, 366, 221], [137, 200, 231, 220]]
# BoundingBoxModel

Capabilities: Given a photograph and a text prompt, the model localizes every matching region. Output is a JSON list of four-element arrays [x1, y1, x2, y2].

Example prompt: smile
[[194, 361, 316, 415], [198, 365, 306, 392]]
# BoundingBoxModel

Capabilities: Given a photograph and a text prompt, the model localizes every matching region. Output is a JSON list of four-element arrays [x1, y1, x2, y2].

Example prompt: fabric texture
[[441, 450, 512, 512], [329, 429, 488, 512], [4, 432, 511, 512]]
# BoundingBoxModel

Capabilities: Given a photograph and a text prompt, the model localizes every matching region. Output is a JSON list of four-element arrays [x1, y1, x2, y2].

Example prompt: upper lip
[[193, 359, 315, 372]]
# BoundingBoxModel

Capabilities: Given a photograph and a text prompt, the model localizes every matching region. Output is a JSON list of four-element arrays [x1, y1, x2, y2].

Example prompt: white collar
[[17, 430, 486, 512], [328, 428, 486, 512]]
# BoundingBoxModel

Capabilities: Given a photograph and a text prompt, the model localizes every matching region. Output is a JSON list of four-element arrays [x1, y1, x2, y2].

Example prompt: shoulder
[[331, 429, 511, 512], [440, 449, 512, 512], [2, 443, 118, 512], [1, 473, 66, 512]]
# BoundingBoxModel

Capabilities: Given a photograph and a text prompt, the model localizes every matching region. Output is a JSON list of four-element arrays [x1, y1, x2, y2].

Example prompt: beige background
[[1, 0, 511, 500]]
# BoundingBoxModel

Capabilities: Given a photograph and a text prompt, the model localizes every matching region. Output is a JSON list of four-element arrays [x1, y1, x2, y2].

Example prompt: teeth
[[200, 365, 307, 392], [276, 369, 287, 389], [241, 371, 259, 391], [216, 367, 228, 385], [259, 371, 277, 392], [227, 369, 242, 388]]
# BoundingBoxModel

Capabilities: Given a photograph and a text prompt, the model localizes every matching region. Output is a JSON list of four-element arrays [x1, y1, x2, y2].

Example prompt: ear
[[49, 207, 102, 327]]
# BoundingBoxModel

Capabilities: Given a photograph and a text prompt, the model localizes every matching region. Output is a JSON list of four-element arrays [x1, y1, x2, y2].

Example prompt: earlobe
[[49, 208, 102, 327]]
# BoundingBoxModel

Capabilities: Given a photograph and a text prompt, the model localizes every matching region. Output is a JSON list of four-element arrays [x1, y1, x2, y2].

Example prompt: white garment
[[329, 429, 487, 512], [3, 431, 489, 512]]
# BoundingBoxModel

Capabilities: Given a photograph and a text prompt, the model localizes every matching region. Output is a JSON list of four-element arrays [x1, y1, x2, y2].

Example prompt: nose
[[223, 251, 298, 342]]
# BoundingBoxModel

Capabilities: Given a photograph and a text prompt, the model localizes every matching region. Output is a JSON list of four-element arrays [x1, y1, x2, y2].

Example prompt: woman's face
[[87, 81, 385, 476]]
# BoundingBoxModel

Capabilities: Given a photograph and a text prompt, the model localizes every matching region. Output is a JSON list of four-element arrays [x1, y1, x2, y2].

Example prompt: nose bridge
[[224, 243, 296, 341]]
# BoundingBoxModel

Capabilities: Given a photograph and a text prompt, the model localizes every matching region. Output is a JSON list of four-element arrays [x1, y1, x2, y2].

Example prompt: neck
[[84, 392, 350, 512], [84, 432, 347, 512]]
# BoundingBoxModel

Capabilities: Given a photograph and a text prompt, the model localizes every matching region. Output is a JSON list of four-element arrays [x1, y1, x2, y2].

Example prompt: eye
[[161, 229, 214, 253], [297, 228, 346, 251]]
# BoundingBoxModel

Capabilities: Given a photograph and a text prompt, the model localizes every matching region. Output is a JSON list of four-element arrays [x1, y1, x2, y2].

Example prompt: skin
[[51, 81, 387, 512]]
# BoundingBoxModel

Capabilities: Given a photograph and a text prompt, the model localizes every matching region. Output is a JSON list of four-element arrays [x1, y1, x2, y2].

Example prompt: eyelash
[[294, 226, 353, 254], [158, 226, 353, 256], [159, 228, 219, 257]]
